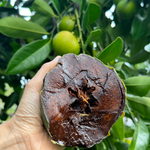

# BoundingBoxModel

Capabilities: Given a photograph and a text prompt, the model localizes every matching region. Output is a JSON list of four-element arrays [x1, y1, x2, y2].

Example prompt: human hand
[[0, 56, 64, 150]]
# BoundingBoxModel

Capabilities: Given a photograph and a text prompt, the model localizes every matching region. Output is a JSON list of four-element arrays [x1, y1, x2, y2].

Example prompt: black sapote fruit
[[41, 54, 126, 148]]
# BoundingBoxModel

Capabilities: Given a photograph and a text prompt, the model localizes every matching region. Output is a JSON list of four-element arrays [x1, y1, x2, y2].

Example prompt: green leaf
[[114, 142, 129, 150], [124, 76, 150, 96], [121, 64, 134, 79], [0, 17, 49, 39], [130, 36, 147, 56], [131, 8, 150, 40], [128, 49, 149, 64], [84, 29, 102, 51], [30, 13, 50, 26], [102, 139, 111, 150], [51, 0, 61, 15], [125, 125, 134, 138], [131, 15, 147, 40], [114, 62, 125, 71], [82, 3, 101, 30], [6, 39, 51, 74], [127, 94, 150, 120], [33, 0, 57, 17], [129, 118, 149, 150], [114, 62, 134, 79], [112, 115, 124, 141], [97, 37, 123, 64], [71, 0, 80, 4], [80, 0, 86, 14]]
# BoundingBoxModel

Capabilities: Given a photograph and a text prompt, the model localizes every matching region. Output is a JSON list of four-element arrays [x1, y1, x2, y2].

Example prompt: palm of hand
[[9, 56, 63, 150]]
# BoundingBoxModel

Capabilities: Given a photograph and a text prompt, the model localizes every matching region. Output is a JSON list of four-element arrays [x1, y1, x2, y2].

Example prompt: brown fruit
[[41, 54, 126, 148]]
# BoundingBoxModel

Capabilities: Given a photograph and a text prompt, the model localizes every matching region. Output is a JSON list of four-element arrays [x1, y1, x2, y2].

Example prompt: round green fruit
[[116, 0, 136, 19], [58, 16, 75, 32], [52, 31, 80, 56]]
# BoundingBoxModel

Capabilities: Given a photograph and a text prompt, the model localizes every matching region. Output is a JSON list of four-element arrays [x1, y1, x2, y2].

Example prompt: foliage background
[[0, 0, 150, 149]]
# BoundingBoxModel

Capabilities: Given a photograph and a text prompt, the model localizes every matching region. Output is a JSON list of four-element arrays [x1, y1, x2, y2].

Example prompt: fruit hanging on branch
[[41, 54, 126, 148], [116, 0, 137, 20], [58, 15, 75, 32], [52, 31, 80, 56]]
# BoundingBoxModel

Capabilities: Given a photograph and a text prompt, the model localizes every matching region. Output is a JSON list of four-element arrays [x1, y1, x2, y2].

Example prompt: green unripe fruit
[[116, 0, 136, 19], [52, 31, 80, 56], [58, 16, 75, 32]]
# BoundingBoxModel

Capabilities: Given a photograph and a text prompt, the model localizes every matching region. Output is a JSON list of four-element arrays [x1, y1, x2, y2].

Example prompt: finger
[[27, 56, 61, 92]]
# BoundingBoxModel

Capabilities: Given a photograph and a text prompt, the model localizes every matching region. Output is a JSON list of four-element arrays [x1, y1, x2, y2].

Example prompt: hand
[[0, 56, 64, 150]]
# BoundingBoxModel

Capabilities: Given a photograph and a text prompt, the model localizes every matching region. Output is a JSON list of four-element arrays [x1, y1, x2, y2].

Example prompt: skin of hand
[[0, 56, 65, 150]]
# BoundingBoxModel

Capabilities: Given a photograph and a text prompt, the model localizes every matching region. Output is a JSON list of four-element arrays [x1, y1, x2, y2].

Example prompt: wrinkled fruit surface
[[41, 54, 125, 148]]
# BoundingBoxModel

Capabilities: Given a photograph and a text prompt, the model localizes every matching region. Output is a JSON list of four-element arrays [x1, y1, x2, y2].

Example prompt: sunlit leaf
[[114, 62, 125, 71], [0, 17, 49, 39], [33, 0, 57, 17], [124, 76, 150, 96], [112, 115, 124, 141], [97, 37, 123, 64], [129, 118, 149, 150], [128, 49, 149, 64], [127, 94, 150, 120], [125, 125, 134, 138], [82, 3, 101, 30], [7, 39, 51, 74], [80, 0, 86, 14], [51, 0, 61, 14], [30, 13, 50, 26], [84, 29, 102, 51]]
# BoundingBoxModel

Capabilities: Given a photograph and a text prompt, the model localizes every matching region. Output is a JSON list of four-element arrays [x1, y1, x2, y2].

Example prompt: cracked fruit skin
[[52, 31, 80, 56], [58, 16, 75, 32], [41, 54, 126, 148]]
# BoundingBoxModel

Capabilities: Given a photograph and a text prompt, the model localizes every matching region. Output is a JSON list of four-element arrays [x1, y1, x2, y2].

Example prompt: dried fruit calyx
[[41, 54, 126, 148]]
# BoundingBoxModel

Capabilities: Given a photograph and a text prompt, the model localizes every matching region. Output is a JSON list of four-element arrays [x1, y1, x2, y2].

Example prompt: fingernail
[[53, 56, 61, 62]]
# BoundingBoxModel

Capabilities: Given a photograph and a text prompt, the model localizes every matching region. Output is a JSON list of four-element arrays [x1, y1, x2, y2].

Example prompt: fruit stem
[[61, 3, 73, 18], [75, 9, 85, 53], [50, 26, 56, 40], [97, 42, 103, 52]]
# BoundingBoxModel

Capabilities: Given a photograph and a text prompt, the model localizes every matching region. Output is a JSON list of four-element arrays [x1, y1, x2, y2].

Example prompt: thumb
[[27, 56, 61, 92]]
